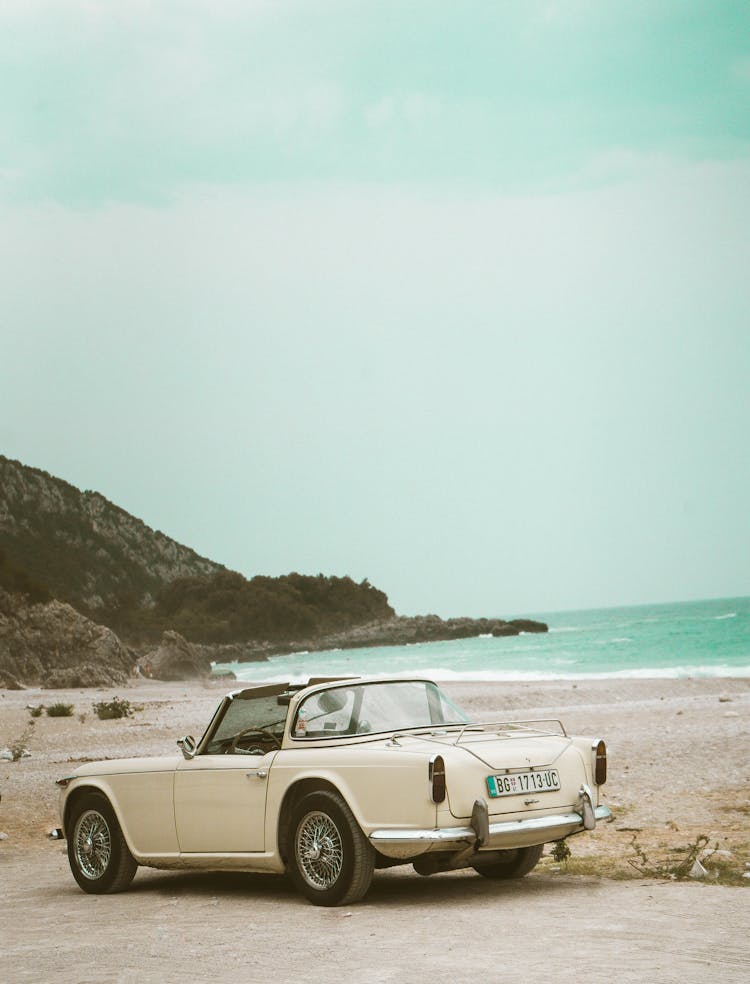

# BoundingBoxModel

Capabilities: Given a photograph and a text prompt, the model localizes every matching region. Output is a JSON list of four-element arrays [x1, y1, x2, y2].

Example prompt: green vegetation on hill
[[110, 570, 394, 644], [0, 547, 52, 605]]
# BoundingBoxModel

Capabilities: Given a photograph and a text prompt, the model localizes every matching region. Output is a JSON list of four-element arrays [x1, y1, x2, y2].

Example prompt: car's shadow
[[125, 867, 297, 900], [105, 865, 594, 908]]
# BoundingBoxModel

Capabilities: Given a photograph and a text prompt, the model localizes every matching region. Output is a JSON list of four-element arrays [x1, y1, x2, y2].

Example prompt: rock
[[508, 619, 548, 634], [0, 749, 12, 761], [0, 672, 25, 690], [146, 630, 210, 681], [718, 695, 732, 702], [44, 663, 126, 689], [0, 589, 132, 688], [723, 711, 739, 718], [208, 669, 237, 682], [491, 624, 520, 637], [0, 832, 8, 840]]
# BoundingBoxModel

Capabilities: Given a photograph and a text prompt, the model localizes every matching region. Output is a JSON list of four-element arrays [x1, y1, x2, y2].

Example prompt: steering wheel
[[230, 727, 282, 754]]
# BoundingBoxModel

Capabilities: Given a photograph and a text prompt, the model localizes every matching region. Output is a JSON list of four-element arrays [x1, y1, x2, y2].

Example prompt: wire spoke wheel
[[66, 792, 137, 894], [73, 809, 113, 880], [295, 810, 344, 890], [288, 790, 375, 905]]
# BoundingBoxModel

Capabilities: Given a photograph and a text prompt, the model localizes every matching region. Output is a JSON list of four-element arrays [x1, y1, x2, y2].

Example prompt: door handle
[[246, 770, 268, 779]]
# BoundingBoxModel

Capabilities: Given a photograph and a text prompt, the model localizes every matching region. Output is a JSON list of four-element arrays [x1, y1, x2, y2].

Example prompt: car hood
[[70, 756, 182, 778]]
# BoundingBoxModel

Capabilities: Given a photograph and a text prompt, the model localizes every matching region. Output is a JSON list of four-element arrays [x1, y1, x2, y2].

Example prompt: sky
[[2, 1, 749, 618]]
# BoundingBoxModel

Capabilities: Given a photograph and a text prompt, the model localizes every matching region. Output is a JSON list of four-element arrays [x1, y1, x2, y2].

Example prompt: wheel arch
[[62, 782, 135, 856], [276, 777, 351, 866], [63, 782, 110, 834]]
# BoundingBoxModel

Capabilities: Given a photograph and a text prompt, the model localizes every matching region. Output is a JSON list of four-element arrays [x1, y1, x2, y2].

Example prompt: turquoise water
[[214, 596, 750, 684]]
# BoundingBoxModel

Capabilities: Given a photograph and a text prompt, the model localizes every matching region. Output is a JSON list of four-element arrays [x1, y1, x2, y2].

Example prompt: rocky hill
[[0, 455, 223, 618]]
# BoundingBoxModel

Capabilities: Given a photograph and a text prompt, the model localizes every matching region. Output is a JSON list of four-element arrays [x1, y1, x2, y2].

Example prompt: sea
[[213, 596, 750, 685]]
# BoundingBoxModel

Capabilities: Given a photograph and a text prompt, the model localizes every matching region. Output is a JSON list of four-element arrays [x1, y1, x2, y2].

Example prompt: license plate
[[486, 769, 560, 798]]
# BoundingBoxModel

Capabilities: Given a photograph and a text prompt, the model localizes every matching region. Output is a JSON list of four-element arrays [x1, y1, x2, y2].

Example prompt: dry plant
[[7, 720, 35, 761], [627, 833, 712, 880]]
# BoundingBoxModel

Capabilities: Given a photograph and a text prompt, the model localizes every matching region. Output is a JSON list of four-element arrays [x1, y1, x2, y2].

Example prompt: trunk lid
[[426, 729, 587, 819]]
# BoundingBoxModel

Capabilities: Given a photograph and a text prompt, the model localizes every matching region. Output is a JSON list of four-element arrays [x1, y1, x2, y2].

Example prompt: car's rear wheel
[[287, 790, 375, 906], [67, 791, 137, 894], [471, 844, 544, 879]]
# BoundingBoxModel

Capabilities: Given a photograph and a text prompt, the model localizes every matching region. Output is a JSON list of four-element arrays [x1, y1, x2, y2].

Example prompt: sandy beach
[[1, 675, 748, 983]]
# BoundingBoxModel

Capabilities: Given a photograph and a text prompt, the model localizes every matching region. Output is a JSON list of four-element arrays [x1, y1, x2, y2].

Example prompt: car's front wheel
[[67, 791, 137, 894], [287, 790, 375, 906], [471, 844, 544, 879]]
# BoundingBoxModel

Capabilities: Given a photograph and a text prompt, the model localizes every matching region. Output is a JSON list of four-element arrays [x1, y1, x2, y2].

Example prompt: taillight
[[429, 755, 446, 803], [592, 739, 607, 785]]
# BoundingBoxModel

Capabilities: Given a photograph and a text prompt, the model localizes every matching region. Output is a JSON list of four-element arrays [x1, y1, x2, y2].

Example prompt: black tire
[[287, 790, 375, 906], [471, 844, 544, 880], [66, 791, 138, 894]]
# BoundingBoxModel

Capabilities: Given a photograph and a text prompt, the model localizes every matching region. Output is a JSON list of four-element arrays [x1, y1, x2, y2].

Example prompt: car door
[[173, 750, 278, 853]]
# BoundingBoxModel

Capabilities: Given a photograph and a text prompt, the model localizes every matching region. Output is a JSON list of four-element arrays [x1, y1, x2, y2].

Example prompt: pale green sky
[[3, 1, 750, 202], [1, 1, 749, 616]]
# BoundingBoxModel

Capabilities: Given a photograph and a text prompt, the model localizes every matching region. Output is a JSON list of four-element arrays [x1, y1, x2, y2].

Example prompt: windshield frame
[[199, 682, 293, 755]]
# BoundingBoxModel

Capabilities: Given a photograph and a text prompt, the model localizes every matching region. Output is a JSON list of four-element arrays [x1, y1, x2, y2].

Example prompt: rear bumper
[[370, 803, 611, 855]]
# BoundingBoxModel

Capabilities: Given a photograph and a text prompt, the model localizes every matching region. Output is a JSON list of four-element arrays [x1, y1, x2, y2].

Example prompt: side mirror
[[177, 735, 197, 760]]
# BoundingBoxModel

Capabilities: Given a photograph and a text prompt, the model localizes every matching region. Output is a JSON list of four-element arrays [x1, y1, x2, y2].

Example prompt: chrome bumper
[[371, 803, 611, 853]]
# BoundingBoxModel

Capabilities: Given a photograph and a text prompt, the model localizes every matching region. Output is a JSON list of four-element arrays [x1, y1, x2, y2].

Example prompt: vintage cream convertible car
[[55, 676, 610, 906]]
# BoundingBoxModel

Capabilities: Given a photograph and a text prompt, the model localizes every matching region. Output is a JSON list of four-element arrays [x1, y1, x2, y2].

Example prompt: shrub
[[92, 696, 133, 720], [29, 705, 44, 718], [551, 840, 571, 865], [46, 702, 74, 717], [627, 833, 712, 880]]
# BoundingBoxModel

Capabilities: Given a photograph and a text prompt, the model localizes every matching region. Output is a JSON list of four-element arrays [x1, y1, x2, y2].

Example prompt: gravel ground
[[1, 676, 748, 983]]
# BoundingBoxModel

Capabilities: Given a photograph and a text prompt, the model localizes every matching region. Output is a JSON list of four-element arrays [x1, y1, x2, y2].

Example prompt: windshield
[[293, 680, 469, 739], [204, 684, 291, 753]]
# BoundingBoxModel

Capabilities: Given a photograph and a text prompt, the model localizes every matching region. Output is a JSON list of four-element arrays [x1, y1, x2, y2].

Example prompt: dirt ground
[[1, 676, 748, 983]]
